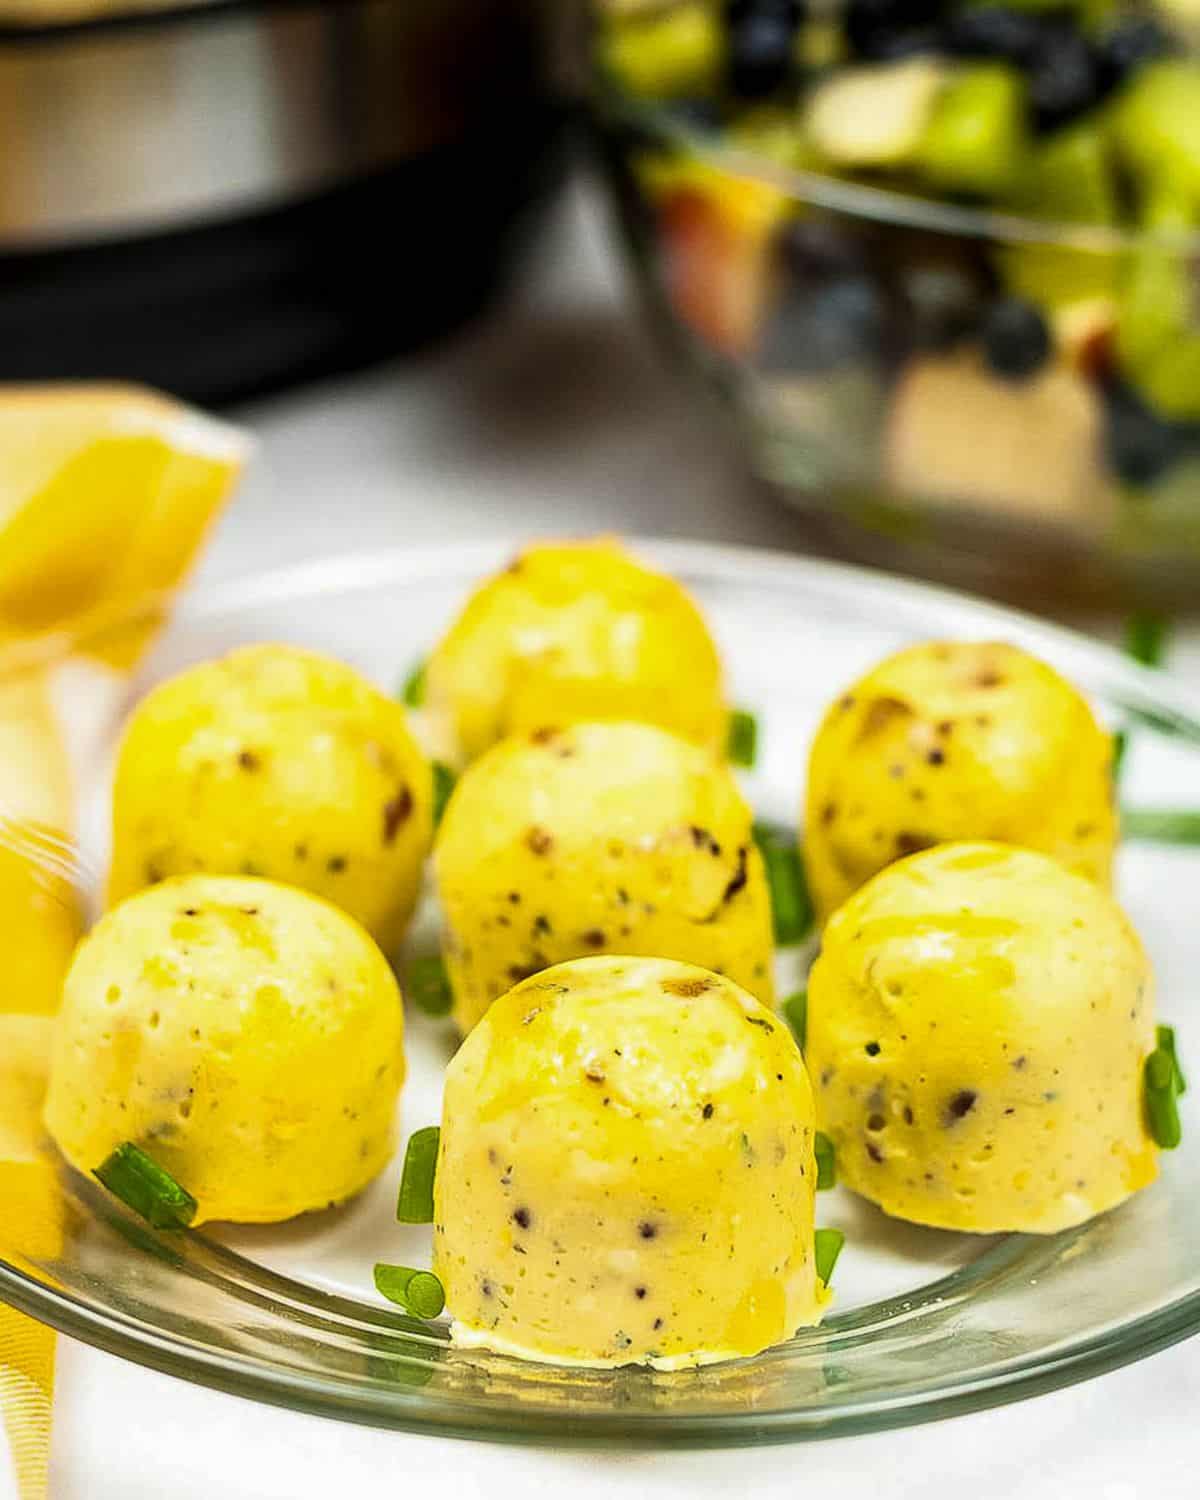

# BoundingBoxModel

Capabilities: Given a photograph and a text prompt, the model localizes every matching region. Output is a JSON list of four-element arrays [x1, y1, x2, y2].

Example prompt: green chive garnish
[[726, 709, 759, 769], [1145, 1047, 1183, 1150], [814, 1131, 835, 1191], [432, 761, 456, 828], [1114, 615, 1172, 786], [408, 954, 453, 1017], [1125, 612, 1170, 669], [400, 660, 427, 708], [814, 1227, 845, 1286], [1111, 728, 1128, 786], [1122, 809, 1200, 845], [397, 1126, 440, 1223], [783, 989, 807, 1051], [94, 1142, 197, 1229], [1158, 1023, 1187, 1096], [373, 1263, 445, 1319], [753, 823, 813, 946]]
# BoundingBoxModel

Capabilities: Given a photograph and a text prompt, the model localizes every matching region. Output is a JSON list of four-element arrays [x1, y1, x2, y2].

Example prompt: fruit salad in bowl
[[593, 0, 1200, 600]]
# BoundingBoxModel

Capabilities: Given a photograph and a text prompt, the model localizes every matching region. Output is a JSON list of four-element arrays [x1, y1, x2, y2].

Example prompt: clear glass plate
[[3, 539, 1200, 1445]]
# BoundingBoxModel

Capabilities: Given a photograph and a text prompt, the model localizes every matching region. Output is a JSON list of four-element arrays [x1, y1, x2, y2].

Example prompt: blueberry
[[981, 297, 1051, 380], [1104, 382, 1187, 487], [844, 0, 944, 60], [727, 9, 798, 98], [1027, 26, 1104, 132], [1098, 18, 1175, 92], [759, 274, 893, 373], [943, 6, 1047, 65]]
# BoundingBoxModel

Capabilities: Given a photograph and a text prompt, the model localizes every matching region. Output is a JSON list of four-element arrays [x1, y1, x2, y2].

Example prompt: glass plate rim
[[5, 534, 1200, 1446]]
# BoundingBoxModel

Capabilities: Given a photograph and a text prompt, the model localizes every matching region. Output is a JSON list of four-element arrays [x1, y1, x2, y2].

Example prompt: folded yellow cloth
[[0, 384, 248, 1500], [0, 1307, 53, 1500], [0, 1018, 57, 1500]]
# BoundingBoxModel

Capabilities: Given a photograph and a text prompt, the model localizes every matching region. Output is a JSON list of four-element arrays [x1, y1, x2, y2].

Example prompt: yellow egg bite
[[433, 955, 824, 1369], [424, 538, 727, 761], [44, 875, 405, 1224], [806, 842, 1157, 1234], [107, 644, 432, 954], [804, 640, 1116, 923], [434, 720, 774, 1032]]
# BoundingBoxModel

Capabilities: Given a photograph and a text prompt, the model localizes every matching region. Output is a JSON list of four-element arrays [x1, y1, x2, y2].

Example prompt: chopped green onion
[[1111, 728, 1128, 786], [753, 823, 813, 946], [94, 1142, 197, 1229], [374, 1263, 446, 1319], [408, 955, 453, 1017], [397, 1126, 440, 1223], [1122, 809, 1200, 845], [814, 1227, 845, 1286], [1145, 1048, 1183, 1150], [432, 761, 456, 829], [1114, 615, 1172, 785], [783, 989, 807, 1051], [1158, 1023, 1188, 1097], [1125, 613, 1170, 669], [814, 1131, 836, 1191], [400, 660, 427, 707], [726, 709, 759, 769]]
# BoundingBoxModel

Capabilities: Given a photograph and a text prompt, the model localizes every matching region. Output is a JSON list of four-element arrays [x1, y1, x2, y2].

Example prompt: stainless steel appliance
[[0, 0, 569, 400]]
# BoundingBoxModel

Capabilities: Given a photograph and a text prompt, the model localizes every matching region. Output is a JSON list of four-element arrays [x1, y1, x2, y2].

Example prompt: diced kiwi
[[726, 108, 819, 170], [998, 242, 1121, 310], [601, 3, 723, 100], [1010, 122, 1117, 225], [1112, 60, 1200, 216], [1140, 183, 1196, 232], [997, 124, 1122, 308], [918, 63, 1027, 197], [1124, 328, 1200, 423], [1116, 246, 1200, 421], [804, 58, 945, 169]]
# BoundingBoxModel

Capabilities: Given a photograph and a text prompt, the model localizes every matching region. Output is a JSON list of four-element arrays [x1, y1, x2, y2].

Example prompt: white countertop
[[46, 175, 1200, 1498]]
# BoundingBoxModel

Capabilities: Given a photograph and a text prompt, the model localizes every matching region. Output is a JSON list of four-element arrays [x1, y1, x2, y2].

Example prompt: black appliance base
[[0, 116, 568, 406]]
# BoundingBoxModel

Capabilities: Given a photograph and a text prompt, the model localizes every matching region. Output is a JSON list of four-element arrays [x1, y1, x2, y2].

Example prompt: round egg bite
[[806, 842, 1158, 1234], [107, 644, 432, 953], [44, 875, 405, 1224], [424, 537, 727, 762], [803, 640, 1116, 924], [433, 955, 824, 1368], [434, 720, 774, 1033]]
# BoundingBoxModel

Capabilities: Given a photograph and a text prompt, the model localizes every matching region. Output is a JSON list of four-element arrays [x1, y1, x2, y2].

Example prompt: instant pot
[[0, 0, 572, 402]]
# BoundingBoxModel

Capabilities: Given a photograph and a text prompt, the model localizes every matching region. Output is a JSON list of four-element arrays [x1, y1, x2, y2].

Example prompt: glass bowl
[[588, 3, 1200, 606], [2, 540, 1200, 1443]]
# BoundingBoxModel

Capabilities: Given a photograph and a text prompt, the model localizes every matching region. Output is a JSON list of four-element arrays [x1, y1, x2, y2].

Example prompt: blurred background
[[6, 0, 1200, 611]]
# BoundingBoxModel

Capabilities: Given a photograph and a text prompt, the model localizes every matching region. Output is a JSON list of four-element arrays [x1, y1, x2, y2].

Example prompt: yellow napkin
[[0, 384, 248, 1500], [0, 1018, 58, 1500]]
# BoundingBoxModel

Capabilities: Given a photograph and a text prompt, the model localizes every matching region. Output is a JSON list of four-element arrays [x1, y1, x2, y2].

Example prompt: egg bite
[[424, 538, 727, 761], [434, 721, 774, 1032], [806, 842, 1157, 1234], [44, 875, 405, 1224], [107, 644, 432, 953], [804, 639, 1116, 923], [433, 955, 824, 1367]]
